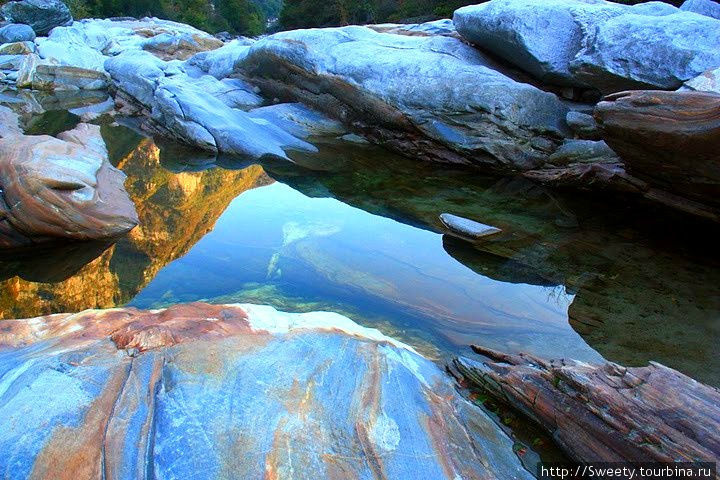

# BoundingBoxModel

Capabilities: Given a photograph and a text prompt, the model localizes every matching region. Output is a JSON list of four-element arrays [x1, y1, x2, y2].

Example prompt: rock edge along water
[[0, 302, 533, 480]]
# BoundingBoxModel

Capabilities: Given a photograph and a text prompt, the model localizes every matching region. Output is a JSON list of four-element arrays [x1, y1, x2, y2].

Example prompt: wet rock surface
[[0, 302, 533, 480]]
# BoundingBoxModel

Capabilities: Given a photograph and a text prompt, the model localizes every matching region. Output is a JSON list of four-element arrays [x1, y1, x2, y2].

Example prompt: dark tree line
[[63, 0, 268, 35]]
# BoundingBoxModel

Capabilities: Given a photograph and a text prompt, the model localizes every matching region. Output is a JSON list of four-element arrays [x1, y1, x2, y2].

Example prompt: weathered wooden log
[[451, 346, 720, 465], [595, 90, 720, 209]]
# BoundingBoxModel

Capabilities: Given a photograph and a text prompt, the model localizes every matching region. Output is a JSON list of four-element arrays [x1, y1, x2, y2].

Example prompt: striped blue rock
[[0, 302, 532, 480]]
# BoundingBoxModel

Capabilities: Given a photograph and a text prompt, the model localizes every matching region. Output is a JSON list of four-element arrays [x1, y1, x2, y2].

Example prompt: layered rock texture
[[595, 90, 720, 218], [453, 346, 720, 463], [0, 302, 533, 479], [239, 26, 569, 170], [0, 0, 72, 35], [0, 120, 138, 247]]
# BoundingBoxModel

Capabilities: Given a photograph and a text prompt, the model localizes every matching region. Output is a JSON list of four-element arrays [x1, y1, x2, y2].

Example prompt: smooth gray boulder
[[0, 23, 35, 43], [453, 0, 720, 92], [0, 0, 72, 35], [239, 26, 569, 170], [105, 50, 317, 160], [571, 11, 720, 92], [680, 0, 720, 19], [566, 110, 600, 140], [185, 38, 254, 79], [683, 67, 720, 94]]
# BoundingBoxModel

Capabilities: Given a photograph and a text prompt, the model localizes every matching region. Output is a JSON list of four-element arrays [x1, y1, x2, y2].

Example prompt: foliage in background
[[279, 0, 483, 28], [277, 0, 688, 29], [52, 0, 266, 35]]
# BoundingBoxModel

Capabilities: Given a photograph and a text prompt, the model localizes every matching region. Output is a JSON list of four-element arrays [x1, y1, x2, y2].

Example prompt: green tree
[[215, 0, 265, 35]]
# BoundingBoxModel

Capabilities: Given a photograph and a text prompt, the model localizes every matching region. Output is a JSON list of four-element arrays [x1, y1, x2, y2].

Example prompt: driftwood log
[[451, 346, 720, 465]]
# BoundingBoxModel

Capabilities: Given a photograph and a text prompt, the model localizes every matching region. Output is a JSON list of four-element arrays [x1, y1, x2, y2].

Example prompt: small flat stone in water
[[439, 213, 501, 240]]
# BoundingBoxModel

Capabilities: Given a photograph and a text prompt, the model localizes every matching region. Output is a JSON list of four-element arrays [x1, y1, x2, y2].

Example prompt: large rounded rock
[[453, 0, 720, 92], [0, 0, 73, 36], [0, 302, 533, 480], [0, 123, 138, 247], [0, 23, 35, 43], [571, 11, 720, 93], [239, 26, 569, 170], [680, 0, 720, 19]]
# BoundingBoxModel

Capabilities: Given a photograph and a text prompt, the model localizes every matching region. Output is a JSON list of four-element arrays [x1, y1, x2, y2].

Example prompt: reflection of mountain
[[0, 133, 272, 319]]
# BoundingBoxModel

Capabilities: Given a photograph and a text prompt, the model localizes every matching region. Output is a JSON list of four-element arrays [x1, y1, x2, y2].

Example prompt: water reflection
[[0, 115, 718, 386]]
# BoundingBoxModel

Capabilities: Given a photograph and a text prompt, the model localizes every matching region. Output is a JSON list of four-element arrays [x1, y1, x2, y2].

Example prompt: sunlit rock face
[[0, 123, 138, 248], [0, 135, 272, 319], [0, 302, 532, 480]]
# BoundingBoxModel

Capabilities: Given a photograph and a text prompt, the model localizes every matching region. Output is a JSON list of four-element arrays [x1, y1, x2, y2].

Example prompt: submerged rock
[[454, 0, 720, 92], [240, 26, 569, 170], [0, 23, 35, 43], [595, 90, 720, 214], [0, 0, 72, 35], [0, 302, 533, 480], [0, 123, 138, 247], [439, 213, 502, 241]]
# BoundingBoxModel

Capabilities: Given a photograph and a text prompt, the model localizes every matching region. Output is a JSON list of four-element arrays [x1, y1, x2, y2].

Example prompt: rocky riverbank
[[2, 0, 719, 229]]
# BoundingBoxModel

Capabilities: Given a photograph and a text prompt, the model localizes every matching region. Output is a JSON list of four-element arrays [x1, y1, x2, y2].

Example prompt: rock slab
[[452, 346, 720, 463], [240, 26, 569, 170], [0, 123, 138, 247], [595, 90, 720, 209], [0, 302, 533, 480], [454, 0, 720, 92]]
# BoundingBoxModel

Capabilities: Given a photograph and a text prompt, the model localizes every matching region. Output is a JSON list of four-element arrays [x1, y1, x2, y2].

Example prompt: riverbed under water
[[1, 99, 719, 393]]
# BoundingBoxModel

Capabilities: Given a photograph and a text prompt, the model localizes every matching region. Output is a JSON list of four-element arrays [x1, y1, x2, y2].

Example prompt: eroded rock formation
[[452, 346, 720, 463], [0, 302, 533, 479], [0, 122, 138, 247], [595, 90, 720, 213], [454, 0, 720, 93], [239, 26, 569, 170]]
